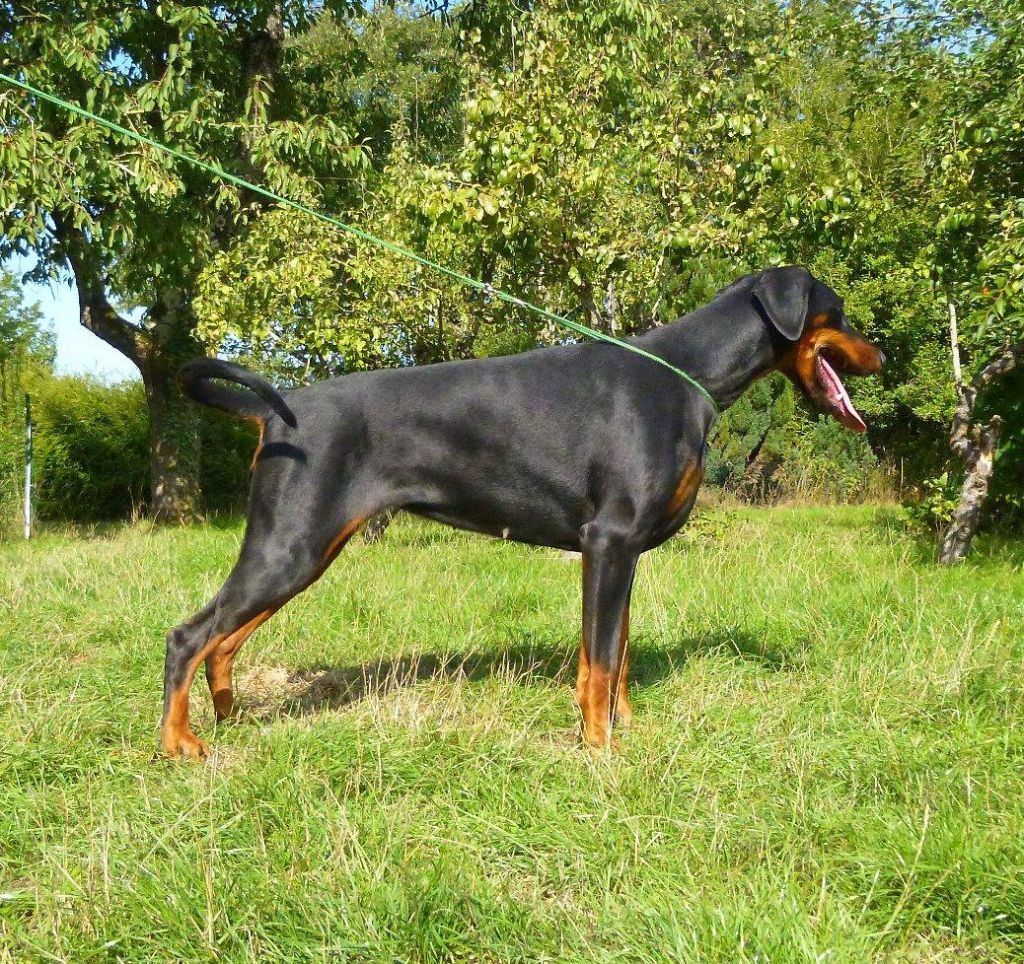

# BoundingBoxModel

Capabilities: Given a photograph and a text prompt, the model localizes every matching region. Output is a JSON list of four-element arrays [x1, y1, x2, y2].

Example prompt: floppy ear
[[751, 266, 813, 341]]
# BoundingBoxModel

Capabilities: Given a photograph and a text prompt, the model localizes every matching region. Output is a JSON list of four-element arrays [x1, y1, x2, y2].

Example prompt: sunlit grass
[[1, 507, 1023, 961]]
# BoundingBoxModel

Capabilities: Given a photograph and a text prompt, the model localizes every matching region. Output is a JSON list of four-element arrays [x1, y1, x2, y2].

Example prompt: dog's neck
[[634, 299, 779, 409]]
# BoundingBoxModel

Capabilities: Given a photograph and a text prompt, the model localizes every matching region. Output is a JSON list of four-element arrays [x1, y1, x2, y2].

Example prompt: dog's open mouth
[[815, 350, 866, 432]]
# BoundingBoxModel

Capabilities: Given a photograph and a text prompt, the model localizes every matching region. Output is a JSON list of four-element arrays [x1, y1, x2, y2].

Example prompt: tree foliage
[[198, 1, 799, 365], [0, 0, 370, 519], [3, 0, 1023, 531]]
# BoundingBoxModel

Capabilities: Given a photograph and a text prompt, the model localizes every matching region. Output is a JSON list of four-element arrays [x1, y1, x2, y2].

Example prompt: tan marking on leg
[[321, 516, 368, 566], [163, 609, 274, 758], [578, 551, 623, 750], [207, 648, 237, 722], [580, 663, 617, 750], [581, 602, 631, 747], [206, 614, 269, 723], [250, 421, 266, 470], [665, 461, 704, 520], [576, 639, 590, 709]]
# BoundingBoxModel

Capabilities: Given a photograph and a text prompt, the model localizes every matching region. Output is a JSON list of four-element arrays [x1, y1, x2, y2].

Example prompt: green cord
[[0, 71, 717, 411]]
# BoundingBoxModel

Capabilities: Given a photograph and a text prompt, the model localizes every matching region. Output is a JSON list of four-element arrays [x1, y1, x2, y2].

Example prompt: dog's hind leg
[[161, 514, 367, 758], [577, 524, 638, 749], [204, 612, 269, 724]]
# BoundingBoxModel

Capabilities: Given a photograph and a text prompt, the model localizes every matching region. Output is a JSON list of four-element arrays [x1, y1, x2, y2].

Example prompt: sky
[[8, 256, 140, 382]]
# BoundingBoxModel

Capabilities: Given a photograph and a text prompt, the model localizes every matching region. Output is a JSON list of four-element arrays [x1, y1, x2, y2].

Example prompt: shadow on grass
[[237, 627, 789, 721], [878, 512, 1024, 568], [866, 509, 1023, 568], [868, 508, 944, 564]]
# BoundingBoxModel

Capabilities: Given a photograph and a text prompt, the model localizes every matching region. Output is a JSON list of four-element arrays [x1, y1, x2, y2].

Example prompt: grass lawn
[[2, 506, 1023, 962]]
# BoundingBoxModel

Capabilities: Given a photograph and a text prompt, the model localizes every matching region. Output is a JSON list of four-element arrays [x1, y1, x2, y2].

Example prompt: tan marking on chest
[[665, 461, 704, 519]]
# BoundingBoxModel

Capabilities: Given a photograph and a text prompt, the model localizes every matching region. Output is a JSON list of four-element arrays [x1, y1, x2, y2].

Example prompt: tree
[[197, 0, 796, 365], [0, 1, 369, 520], [0, 269, 54, 384], [195, 7, 468, 379], [906, 0, 1024, 561], [9, 0, 1017, 537], [198, 0, 931, 503]]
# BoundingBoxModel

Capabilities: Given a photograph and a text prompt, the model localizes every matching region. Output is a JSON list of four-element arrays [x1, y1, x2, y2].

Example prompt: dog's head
[[751, 266, 884, 432]]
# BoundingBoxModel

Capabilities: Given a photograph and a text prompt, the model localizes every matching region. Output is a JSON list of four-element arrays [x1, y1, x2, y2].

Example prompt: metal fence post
[[24, 393, 32, 540]]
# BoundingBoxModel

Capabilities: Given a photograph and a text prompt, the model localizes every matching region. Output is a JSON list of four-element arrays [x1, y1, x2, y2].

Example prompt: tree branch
[[648, 247, 669, 327], [947, 297, 962, 386], [579, 279, 605, 332], [235, 5, 285, 205], [51, 212, 147, 367], [949, 338, 1023, 459]]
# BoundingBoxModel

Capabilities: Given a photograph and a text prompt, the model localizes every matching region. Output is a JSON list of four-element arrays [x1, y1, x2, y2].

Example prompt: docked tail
[[178, 359, 297, 428]]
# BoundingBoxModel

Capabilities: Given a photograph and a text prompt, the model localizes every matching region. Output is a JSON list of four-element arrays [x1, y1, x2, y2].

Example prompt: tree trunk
[[140, 291, 206, 524], [362, 510, 395, 543], [938, 338, 1022, 564], [142, 355, 203, 524], [938, 417, 1000, 564], [46, 9, 289, 526]]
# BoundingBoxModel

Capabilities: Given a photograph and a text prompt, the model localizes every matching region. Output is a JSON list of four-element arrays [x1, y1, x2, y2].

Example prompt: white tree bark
[[939, 339, 1022, 564]]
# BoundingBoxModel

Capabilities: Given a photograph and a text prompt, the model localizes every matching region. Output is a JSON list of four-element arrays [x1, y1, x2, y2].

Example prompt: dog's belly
[[404, 493, 584, 551]]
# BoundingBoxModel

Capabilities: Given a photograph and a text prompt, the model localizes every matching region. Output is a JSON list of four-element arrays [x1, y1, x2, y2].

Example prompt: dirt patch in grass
[[237, 653, 473, 721]]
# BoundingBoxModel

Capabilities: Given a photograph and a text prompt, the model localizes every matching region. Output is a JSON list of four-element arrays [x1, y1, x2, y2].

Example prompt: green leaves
[[0, 2, 372, 307], [6, 0, 1019, 516]]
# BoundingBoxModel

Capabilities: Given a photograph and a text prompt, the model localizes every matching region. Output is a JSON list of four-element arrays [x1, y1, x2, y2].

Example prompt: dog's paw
[[162, 728, 211, 760], [581, 724, 621, 754], [585, 736, 622, 756]]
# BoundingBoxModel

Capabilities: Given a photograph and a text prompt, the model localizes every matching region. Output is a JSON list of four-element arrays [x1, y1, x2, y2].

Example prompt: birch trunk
[[939, 339, 1022, 564]]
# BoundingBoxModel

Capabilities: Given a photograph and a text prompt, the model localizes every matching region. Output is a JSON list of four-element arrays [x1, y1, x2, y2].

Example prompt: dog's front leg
[[578, 526, 638, 749]]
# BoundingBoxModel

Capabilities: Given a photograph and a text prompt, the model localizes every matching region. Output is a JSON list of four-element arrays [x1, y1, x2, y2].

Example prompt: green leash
[[0, 71, 717, 411]]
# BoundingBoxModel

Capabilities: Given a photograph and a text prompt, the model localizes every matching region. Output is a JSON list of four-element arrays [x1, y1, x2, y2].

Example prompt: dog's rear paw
[[162, 728, 211, 760]]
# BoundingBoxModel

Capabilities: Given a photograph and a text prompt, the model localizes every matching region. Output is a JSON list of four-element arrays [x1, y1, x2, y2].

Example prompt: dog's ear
[[752, 266, 813, 341]]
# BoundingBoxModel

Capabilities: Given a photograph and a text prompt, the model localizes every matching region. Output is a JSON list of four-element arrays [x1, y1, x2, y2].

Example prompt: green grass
[[2, 506, 1024, 962]]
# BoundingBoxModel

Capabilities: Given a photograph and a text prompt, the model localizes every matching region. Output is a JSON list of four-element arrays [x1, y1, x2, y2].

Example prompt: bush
[[0, 399, 28, 537], [19, 374, 255, 524], [0, 271, 55, 536], [705, 374, 892, 505], [905, 472, 961, 532], [28, 375, 150, 522]]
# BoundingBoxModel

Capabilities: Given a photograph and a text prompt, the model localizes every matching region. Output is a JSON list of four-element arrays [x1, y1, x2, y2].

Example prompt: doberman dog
[[162, 265, 884, 757]]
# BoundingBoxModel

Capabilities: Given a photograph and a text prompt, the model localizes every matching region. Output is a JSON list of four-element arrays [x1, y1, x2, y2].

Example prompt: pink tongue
[[816, 355, 867, 432]]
